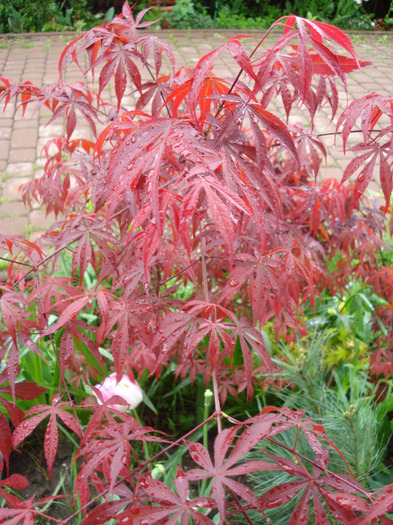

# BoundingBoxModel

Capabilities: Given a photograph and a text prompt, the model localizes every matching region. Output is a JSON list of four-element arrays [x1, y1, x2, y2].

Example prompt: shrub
[[0, 3, 393, 522], [0, 0, 111, 33]]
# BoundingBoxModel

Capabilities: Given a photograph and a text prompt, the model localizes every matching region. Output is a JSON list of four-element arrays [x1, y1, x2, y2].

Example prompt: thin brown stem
[[212, 369, 223, 434], [201, 237, 223, 433], [144, 62, 172, 118], [63, 414, 217, 524], [33, 272, 83, 434], [226, 486, 260, 524], [265, 436, 372, 500], [201, 237, 209, 303], [0, 256, 33, 268]]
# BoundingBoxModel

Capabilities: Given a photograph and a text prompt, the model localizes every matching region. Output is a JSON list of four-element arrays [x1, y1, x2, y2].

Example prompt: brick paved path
[[0, 30, 392, 238]]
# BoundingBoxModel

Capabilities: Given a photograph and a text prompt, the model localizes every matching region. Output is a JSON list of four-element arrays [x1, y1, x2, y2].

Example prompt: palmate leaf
[[258, 452, 371, 523], [181, 175, 253, 263], [43, 294, 93, 336], [118, 467, 216, 524], [0, 489, 61, 525], [12, 395, 82, 480], [219, 249, 309, 326], [166, 73, 232, 120], [101, 118, 193, 221], [309, 52, 371, 76], [260, 458, 332, 515], [341, 141, 393, 205], [349, 487, 393, 525], [80, 481, 145, 524], [97, 297, 152, 378], [337, 93, 393, 151], [59, 2, 174, 111], [0, 81, 99, 139], [253, 16, 369, 117], [0, 370, 47, 472], [240, 407, 377, 522], [0, 496, 42, 524], [337, 94, 393, 204], [76, 419, 166, 493], [0, 289, 46, 402], [231, 317, 273, 392], [283, 16, 358, 63], [246, 104, 298, 163], [184, 35, 259, 120], [185, 422, 279, 524], [151, 301, 235, 373]]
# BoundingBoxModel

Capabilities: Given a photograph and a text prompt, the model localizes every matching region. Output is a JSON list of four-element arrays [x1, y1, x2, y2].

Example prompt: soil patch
[[7, 431, 77, 523]]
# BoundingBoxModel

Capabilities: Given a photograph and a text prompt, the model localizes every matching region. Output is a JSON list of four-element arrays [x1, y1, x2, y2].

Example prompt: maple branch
[[212, 21, 284, 124], [14, 238, 83, 287], [144, 62, 172, 119], [0, 256, 34, 268], [226, 486, 260, 524], [62, 414, 218, 523], [201, 237, 209, 303], [201, 236, 223, 433], [39, 471, 67, 514], [265, 436, 373, 500], [34, 512, 62, 523], [13, 168, 187, 285], [33, 272, 83, 435], [317, 129, 384, 139]]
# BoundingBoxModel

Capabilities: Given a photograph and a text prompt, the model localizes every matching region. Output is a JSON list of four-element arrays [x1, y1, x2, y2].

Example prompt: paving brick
[[14, 109, 37, 121], [0, 216, 28, 236], [39, 124, 64, 138], [0, 200, 28, 217], [30, 209, 57, 230], [13, 119, 39, 130], [43, 74, 59, 84], [0, 140, 10, 160], [2, 177, 31, 200], [11, 128, 38, 149], [0, 128, 11, 139], [0, 30, 390, 218], [8, 148, 36, 163], [1, 106, 16, 119], [5, 163, 33, 177]]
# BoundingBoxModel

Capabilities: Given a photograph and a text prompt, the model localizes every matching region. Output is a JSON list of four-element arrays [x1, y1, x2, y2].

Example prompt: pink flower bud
[[94, 373, 143, 412]]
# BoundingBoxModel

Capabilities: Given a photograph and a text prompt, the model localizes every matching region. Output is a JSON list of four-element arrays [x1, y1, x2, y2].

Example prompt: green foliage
[[285, 0, 335, 21], [275, 337, 386, 479], [242, 333, 392, 524], [0, 0, 113, 34], [213, 4, 282, 29], [166, 0, 214, 28], [283, 0, 374, 28]]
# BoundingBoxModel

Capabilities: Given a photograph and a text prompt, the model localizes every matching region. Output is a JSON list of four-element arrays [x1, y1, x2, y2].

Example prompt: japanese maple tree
[[0, 2, 392, 523]]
